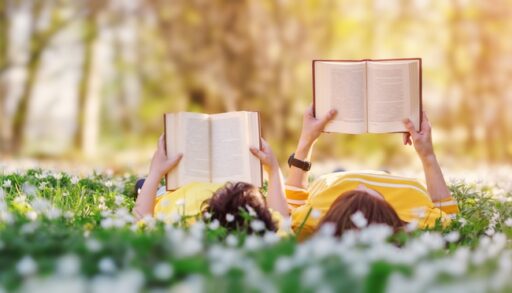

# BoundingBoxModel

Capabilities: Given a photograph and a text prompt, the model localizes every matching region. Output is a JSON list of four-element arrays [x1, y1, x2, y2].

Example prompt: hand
[[402, 111, 435, 161], [299, 104, 337, 147], [250, 138, 280, 174], [149, 134, 183, 177]]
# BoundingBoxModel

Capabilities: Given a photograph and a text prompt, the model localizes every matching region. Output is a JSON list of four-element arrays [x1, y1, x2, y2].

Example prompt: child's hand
[[299, 104, 337, 147], [149, 134, 183, 177], [402, 112, 435, 161], [250, 138, 280, 175]]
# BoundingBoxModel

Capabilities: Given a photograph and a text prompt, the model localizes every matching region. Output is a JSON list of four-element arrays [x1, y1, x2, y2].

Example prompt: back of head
[[202, 182, 277, 234], [317, 190, 406, 237]]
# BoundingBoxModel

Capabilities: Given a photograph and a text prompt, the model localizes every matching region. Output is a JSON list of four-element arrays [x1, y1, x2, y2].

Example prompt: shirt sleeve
[[432, 196, 459, 218], [285, 185, 309, 211]]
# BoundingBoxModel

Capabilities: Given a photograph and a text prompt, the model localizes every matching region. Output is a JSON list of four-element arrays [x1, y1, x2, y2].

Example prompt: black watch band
[[288, 153, 311, 171]]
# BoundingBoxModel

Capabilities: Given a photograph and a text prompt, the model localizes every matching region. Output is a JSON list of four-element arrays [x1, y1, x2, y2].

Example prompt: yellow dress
[[286, 171, 459, 240], [153, 182, 284, 229]]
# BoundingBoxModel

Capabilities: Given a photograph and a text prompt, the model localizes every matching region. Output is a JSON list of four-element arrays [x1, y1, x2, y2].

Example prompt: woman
[[286, 106, 459, 239], [133, 135, 289, 235]]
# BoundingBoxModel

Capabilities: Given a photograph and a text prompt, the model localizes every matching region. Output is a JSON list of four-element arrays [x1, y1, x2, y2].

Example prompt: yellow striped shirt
[[287, 171, 459, 240]]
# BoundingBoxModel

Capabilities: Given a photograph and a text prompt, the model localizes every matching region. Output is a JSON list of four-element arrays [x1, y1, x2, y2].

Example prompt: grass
[[0, 168, 512, 292]]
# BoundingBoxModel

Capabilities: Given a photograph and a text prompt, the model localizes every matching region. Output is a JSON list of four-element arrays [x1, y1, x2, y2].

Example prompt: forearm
[[421, 154, 451, 202], [285, 137, 314, 189], [133, 172, 161, 219], [266, 167, 290, 218]]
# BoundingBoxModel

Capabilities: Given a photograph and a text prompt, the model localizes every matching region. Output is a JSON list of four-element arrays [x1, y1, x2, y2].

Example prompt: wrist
[[295, 139, 315, 161], [420, 153, 437, 165]]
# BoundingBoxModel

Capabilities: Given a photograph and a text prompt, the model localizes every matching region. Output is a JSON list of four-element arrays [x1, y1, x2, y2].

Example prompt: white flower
[[86, 239, 102, 252], [317, 223, 335, 236], [26, 211, 38, 221], [2, 180, 11, 188], [263, 232, 279, 245], [209, 219, 220, 230], [245, 205, 257, 217], [250, 220, 265, 232], [71, 176, 80, 185], [114, 195, 124, 206], [153, 262, 173, 280], [350, 211, 368, 228], [444, 231, 460, 243], [458, 218, 467, 227], [203, 212, 212, 219], [105, 180, 113, 188], [56, 254, 81, 276], [22, 183, 37, 196], [504, 218, 512, 227], [311, 209, 322, 219], [98, 258, 116, 273], [485, 227, 496, 236], [405, 220, 419, 232], [175, 198, 186, 206], [16, 256, 37, 276], [226, 213, 234, 222], [226, 235, 238, 247], [54, 173, 63, 180]]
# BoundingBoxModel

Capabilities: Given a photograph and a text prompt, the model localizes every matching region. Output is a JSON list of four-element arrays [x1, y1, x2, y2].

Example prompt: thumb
[[165, 153, 183, 169], [250, 147, 265, 160], [319, 109, 337, 127]]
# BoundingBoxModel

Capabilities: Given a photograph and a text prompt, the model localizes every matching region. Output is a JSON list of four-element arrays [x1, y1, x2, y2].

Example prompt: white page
[[314, 61, 367, 134], [367, 61, 416, 133], [210, 112, 251, 183], [178, 112, 211, 184]]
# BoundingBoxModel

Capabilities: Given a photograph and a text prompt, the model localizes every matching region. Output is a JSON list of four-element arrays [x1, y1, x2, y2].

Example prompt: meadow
[[1, 168, 512, 293]]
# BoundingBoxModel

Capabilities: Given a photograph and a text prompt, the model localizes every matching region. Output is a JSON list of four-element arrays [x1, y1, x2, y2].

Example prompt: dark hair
[[317, 190, 406, 237], [201, 182, 277, 234]]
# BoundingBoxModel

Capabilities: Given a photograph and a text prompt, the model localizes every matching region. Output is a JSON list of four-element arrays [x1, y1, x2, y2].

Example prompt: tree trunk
[[74, 14, 98, 152]]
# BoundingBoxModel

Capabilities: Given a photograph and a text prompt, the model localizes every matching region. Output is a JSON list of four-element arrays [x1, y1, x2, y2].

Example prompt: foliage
[[1, 169, 512, 292]]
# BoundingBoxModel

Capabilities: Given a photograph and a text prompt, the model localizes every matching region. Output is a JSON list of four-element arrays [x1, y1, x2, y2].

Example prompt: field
[[1, 168, 512, 293]]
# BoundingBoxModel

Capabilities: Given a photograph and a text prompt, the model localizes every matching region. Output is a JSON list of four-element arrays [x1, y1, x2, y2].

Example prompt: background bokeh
[[1, 0, 511, 174]]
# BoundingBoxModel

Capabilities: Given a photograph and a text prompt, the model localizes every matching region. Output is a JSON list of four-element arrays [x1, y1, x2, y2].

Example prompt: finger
[[402, 118, 416, 133], [250, 147, 265, 160], [260, 138, 270, 151], [305, 104, 314, 117], [319, 109, 337, 127], [167, 153, 183, 169], [158, 134, 166, 150], [402, 133, 409, 145]]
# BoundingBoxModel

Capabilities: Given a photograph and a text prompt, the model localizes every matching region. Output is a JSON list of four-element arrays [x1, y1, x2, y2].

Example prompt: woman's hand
[[402, 111, 435, 161], [250, 138, 279, 175], [149, 134, 183, 178], [298, 105, 337, 147]]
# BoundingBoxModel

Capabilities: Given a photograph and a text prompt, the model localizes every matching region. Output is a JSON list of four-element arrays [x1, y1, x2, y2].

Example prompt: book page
[[367, 60, 420, 133], [176, 112, 211, 185], [314, 61, 367, 134], [210, 112, 252, 184], [164, 113, 179, 190], [246, 112, 262, 187]]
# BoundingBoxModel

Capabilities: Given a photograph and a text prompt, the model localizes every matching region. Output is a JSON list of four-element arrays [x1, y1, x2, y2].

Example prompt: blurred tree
[[74, 0, 104, 154], [0, 0, 8, 153], [10, 0, 76, 154]]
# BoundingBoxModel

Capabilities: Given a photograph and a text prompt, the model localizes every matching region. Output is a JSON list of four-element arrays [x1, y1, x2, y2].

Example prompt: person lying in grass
[[286, 106, 459, 240], [133, 135, 289, 235]]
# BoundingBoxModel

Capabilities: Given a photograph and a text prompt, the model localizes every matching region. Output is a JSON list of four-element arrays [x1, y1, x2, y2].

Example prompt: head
[[317, 188, 406, 237], [201, 182, 277, 234]]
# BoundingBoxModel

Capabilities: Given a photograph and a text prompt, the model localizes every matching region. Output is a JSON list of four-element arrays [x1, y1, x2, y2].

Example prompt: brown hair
[[201, 182, 277, 234], [317, 190, 406, 237]]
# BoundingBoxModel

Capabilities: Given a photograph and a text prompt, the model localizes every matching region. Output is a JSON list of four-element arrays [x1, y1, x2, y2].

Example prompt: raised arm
[[133, 135, 182, 219], [403, 112, 451, 202], [285, 105, 337, 189], [250, 139, 289, 218]]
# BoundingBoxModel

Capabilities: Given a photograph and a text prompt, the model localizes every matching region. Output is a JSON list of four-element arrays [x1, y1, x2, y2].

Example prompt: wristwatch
[[288, 153, 311, 171]]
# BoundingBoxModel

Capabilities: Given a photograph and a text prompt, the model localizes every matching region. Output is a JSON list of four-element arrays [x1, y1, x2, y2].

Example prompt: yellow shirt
[[286, 171, 459, 240], [154, 182, 284, 230], [154, 182, 223, 223]]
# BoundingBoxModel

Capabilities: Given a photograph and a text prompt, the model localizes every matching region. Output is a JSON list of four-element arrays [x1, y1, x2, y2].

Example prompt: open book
[[164, 111, 262, 190], [313, 58, 422, 134]]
